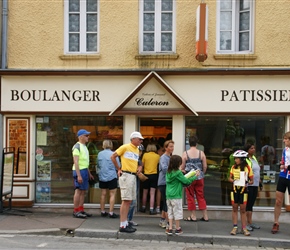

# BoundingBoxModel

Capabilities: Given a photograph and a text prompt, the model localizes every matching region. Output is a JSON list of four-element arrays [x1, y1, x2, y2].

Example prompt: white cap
[[130, 131, 144, 140]]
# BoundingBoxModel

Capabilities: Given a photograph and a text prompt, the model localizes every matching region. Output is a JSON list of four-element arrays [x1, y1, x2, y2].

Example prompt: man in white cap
[[72, 129, 94, 218], [111, 131, 144, 233]]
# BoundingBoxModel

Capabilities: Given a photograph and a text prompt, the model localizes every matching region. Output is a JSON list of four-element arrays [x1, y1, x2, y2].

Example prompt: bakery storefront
[[1, 71, 289, 209]]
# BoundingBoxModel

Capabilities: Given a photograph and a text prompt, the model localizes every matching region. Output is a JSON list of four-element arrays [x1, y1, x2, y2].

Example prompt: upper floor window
[[139, 0, 176, 53], [216, 0, 254, 54], [64, 0, 99, 54]]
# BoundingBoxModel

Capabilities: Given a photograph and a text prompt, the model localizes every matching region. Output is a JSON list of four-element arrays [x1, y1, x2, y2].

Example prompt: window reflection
[[35, 116, 123, 203], [185, 116, 284, 207]]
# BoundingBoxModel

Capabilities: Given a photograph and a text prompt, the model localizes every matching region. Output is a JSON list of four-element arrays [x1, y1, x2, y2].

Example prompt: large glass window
[[64, 0, 99, 53], [35, 116, 123, 203], [140, 0, 176, 53], [185, 116, 284, 207], [216, 0, 254, 53]]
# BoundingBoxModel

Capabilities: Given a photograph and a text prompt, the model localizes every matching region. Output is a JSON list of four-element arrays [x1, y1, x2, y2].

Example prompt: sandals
[[183, 216, 197, 222], [200, 217, 209, 222]]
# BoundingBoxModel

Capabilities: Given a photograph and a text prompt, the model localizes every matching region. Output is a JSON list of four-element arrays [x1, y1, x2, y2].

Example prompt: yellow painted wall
[[7, 0, 290, 69]]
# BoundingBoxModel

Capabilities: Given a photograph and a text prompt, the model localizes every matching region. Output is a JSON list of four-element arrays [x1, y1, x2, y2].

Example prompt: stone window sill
[[59, 55, 101, 60], [135, 54, 179, 60], [214, 54, 257, 60]]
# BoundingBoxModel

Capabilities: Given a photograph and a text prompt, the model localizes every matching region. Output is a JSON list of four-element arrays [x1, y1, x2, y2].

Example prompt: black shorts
[[276, 177, 290, 194], [231, 187, 248, 205], [142, 174, 158, 189], [99, 178, 118, 190]]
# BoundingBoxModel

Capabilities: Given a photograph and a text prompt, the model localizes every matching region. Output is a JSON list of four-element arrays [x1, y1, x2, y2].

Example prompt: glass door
[[138, 117, 172, 212]]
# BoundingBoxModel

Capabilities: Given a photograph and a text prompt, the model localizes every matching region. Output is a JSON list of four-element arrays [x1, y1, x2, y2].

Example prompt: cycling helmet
[[233, 150, 248, 158]]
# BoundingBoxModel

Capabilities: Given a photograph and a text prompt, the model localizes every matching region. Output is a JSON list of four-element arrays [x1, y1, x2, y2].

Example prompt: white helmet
[[233, 150, 248, 158]]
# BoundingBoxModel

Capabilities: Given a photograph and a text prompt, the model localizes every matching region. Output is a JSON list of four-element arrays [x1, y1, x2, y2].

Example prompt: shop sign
[[124, 78, 183, 109], [3, 74, 290, 113]]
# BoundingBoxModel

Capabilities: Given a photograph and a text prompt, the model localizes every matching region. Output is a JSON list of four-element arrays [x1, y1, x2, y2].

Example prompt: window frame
[[64, 0, 99, 54], [216, 0, 255, 54], [139, 0, 176, 54]]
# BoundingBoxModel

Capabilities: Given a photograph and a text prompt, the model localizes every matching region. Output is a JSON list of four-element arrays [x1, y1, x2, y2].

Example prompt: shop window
[[64, 0, 99, 53], [6, 118, 29, 176], [185, 116, 284, 207], [216, 0, 254, 53], [139, 0, 176, 53], [35, 116, 123, 203]]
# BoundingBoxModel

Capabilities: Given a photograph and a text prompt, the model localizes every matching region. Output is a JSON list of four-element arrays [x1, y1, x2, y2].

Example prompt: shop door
[[138, 117, 172, 212]]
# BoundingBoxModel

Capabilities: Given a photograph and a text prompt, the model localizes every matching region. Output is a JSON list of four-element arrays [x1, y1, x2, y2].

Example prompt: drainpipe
[[2, 0, 8, 69], [0, 0, 8, 186]]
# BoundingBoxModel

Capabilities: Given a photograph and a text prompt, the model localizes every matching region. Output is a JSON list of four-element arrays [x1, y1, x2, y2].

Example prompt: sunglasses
[[84, 135, 89, 137]]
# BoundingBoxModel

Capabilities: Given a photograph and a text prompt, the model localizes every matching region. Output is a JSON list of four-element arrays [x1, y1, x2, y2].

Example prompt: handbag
[[185, 150, 204, 180], [137, 172, 148, 182]]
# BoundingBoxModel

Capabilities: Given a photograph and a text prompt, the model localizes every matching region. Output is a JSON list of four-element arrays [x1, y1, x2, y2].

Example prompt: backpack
[[185, 150, 204, 180]]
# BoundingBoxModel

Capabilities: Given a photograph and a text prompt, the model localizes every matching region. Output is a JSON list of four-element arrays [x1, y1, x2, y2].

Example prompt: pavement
[[0, 208, 290, 249]]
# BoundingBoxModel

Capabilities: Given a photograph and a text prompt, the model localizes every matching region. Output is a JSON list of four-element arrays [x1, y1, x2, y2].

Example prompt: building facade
[[1, 0, 290, 210]]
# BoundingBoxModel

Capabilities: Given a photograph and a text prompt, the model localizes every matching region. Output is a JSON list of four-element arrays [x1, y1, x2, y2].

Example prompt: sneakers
[[230, 227, 237, 235], [165, 227, 182, 235], [109, 213, 119, 218], [271, 223, 279, 234], [73, 211, 87, 219], [242, 228, 251, 236], [250, 223, 260, 229], [139, 207, 146, 213], [156, 207, 161, 213], [159, 220, 167, 228], [175, 227, 183, 235], [127, 223, 137, 231], [81, 211, 92, 217], [119, 226, 136, 233], [166, 229, 173, 235], [246, 225, 253, 231], [149, 209, 157, 215], [101, 212, 108, 217], [128, 221, 138, 226]]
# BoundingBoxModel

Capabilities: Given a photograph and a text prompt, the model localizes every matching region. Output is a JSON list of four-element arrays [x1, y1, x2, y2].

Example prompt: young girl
[[166, 155, 199, 235], [228, 150, 254, 236]]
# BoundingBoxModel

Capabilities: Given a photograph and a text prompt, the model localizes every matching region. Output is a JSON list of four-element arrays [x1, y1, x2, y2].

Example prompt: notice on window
[[37, 131, 47, 146], [37, 161, 51, 181], [36, 182, 51, 203]]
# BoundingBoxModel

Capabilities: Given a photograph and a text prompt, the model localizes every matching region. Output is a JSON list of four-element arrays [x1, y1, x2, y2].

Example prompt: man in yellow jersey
[[72, 129, 94, 218], [111, 131, 143, 233]]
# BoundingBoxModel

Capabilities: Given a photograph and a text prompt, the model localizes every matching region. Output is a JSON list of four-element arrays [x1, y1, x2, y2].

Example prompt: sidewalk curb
[[74, 228, 290, 249], [0, 227, 289, 248]]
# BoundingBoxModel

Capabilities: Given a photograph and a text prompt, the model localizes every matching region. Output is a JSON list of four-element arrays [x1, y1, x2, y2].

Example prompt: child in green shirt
[[166, 155, 199, 235]]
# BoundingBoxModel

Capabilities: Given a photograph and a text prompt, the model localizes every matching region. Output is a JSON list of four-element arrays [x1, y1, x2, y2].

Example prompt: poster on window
[[36, 182, 51, 203], [263, 171, 276, 184], [37, 161, 51, 181]]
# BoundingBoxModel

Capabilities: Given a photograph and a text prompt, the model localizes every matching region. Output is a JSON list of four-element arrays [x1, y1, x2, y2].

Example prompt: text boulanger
[[10, 90, 100, 102]]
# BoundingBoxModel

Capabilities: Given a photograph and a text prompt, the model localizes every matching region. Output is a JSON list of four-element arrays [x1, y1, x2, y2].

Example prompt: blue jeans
[[127, 176, 139, 221], [127, 199, 136, 221]]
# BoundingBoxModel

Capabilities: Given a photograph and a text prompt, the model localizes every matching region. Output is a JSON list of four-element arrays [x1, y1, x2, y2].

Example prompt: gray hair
[[102, 140, 113, 149]]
